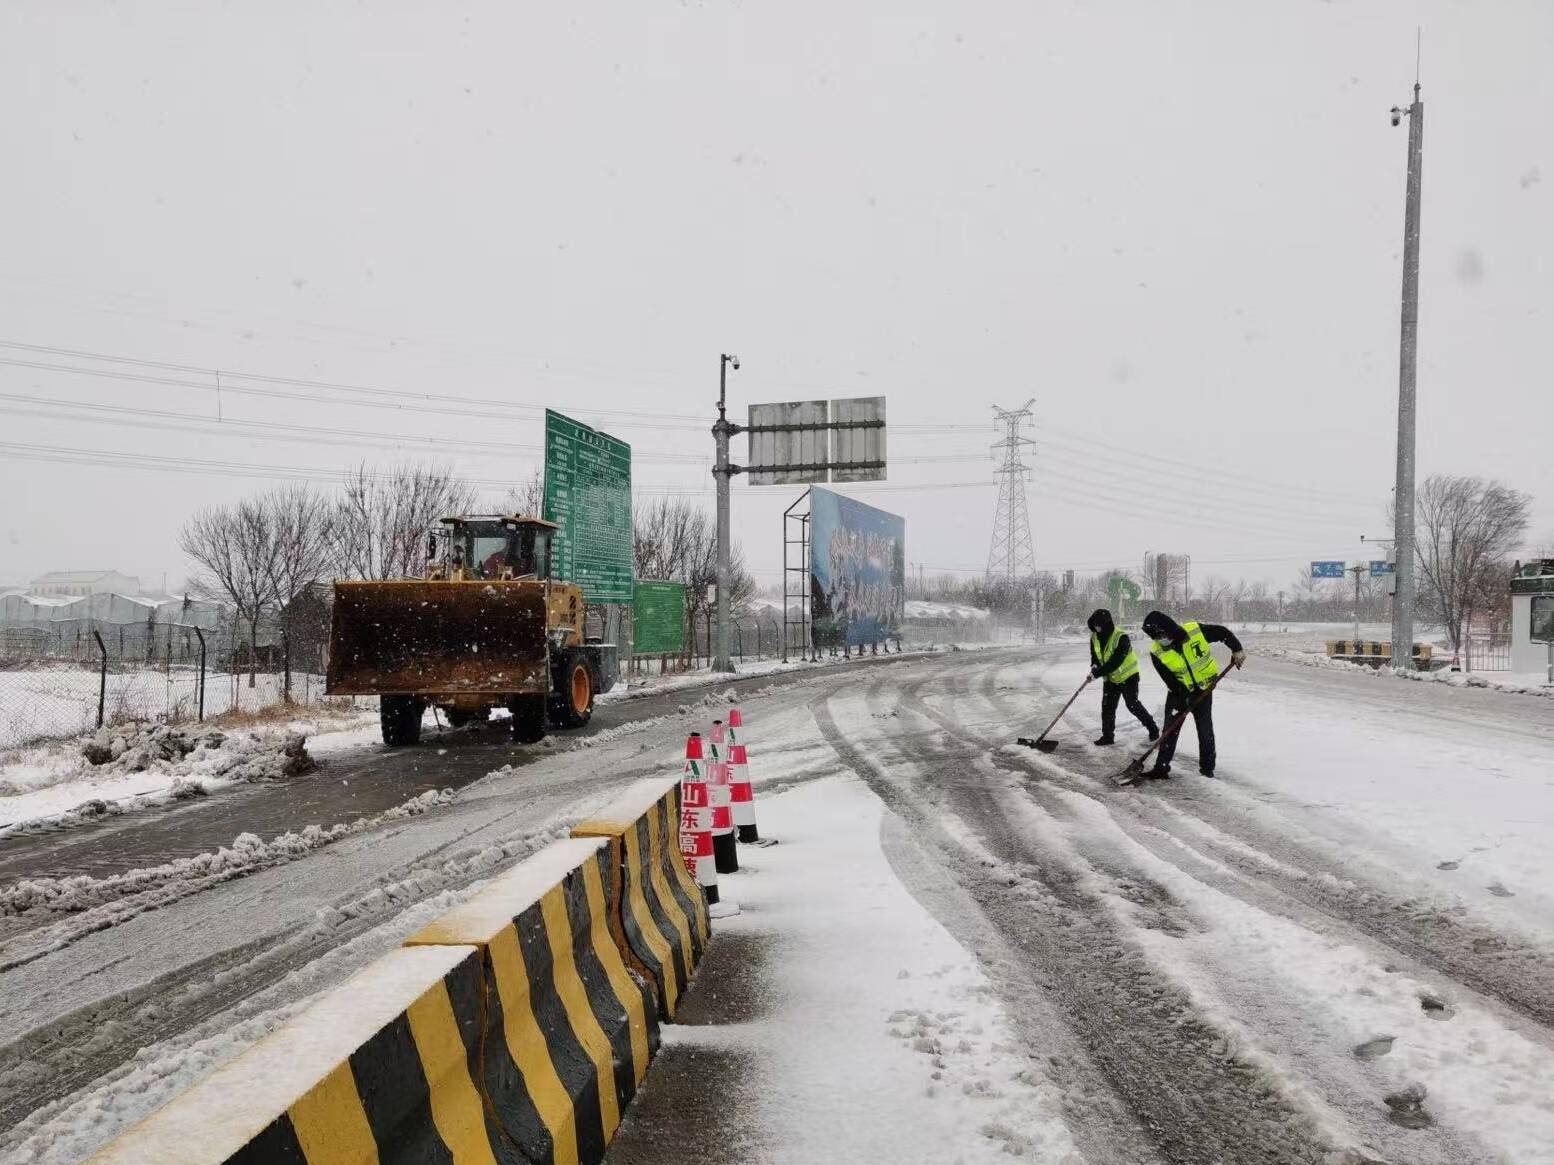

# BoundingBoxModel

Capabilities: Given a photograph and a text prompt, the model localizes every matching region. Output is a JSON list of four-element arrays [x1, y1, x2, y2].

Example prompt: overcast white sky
[[1, 0, 1549, 597]]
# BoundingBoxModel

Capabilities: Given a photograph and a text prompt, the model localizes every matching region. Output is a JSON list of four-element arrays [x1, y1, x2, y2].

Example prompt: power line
[[0, 339, 983, 437]]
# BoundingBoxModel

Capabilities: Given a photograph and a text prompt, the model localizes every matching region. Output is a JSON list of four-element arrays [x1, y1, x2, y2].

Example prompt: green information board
[[543, 409, 633, 605], [633, 580, 686, 654]]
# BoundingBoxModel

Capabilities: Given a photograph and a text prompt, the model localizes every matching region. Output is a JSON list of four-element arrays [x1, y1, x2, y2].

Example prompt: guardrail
[[87, 778, 708, 1165]]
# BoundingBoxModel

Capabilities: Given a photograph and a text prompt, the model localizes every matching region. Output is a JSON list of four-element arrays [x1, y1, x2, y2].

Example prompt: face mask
[[1154, 636, 1174, 647]]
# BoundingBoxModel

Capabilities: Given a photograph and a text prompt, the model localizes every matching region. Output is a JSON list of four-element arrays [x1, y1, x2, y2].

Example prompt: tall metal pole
[[713, 354, 739, 673], [1391, 82, 1423, 670]]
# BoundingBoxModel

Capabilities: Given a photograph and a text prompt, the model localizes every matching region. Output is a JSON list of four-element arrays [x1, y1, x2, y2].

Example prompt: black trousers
[[1100, 676, 1158, 738], [1157, 689, 1215, 772]]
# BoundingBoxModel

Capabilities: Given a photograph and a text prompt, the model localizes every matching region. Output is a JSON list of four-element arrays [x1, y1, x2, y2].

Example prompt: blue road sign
[[1369, 560, 1395, 578], [1310, 561, 1345, 579]]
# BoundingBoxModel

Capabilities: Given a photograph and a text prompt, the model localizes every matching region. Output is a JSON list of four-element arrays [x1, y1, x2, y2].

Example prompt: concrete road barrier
[[84, 943, 491, 1164], [572, 776, 710, 1020], [405, 836, 658, 1165], [87, 837, 663, 1165]]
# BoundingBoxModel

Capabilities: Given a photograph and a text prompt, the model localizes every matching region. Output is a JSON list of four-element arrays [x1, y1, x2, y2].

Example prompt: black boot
[[1093, 735, 1115, 746], [1147, 764, 1171, 780], [1199, 766, 1215, 779]]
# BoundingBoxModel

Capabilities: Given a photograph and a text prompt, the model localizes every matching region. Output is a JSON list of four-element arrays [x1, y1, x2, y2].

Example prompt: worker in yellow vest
[[1086, 608, 1158, 746], [1140, 610, 1246, 779]]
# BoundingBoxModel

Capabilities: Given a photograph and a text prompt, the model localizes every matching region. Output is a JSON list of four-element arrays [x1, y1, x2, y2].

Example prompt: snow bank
[[1255, 646, 1553, 698], [0, 724, 318, 835], [660, 774, 1082, 1163], [0, 789, 454, 921]]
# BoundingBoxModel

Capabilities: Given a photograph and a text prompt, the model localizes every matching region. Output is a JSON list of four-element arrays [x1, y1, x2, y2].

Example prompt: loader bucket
[[326, 580, 550, 696]]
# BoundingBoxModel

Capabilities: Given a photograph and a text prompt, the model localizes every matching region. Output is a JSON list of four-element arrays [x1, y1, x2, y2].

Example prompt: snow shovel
[[1114, 668, 1234, 786], [1016, 675, 1093, 752]]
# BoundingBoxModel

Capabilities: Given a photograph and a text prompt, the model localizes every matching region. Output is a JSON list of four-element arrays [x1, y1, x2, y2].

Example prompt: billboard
[[543, 409, 633, 605], [809, 488, 905, 648], [633, 581, 686, 654]]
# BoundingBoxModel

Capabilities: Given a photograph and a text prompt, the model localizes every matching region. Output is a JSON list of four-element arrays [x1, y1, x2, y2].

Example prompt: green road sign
[[543, 409, 633, 605], [633, 580, 686, 654]]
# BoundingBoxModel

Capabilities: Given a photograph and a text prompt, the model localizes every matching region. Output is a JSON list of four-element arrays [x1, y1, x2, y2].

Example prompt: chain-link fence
[[0, 620, 347, 752]]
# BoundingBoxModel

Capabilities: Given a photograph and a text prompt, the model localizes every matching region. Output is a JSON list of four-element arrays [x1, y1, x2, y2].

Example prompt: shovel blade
[[1033, 739, 1060, 753]]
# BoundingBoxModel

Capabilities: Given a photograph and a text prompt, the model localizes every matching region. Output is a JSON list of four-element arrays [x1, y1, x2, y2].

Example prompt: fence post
[[194, 627, 207, 721], [93, 629, 108, 729]]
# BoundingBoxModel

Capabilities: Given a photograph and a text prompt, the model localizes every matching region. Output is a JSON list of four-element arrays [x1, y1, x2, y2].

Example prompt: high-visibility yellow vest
[[1090, 627, 1140, 685], [1150, 620, 1220, 690]]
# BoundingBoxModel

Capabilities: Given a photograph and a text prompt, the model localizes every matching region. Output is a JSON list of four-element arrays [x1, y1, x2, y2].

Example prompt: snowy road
[[612, 646, 1554, 1164], [5, 646, 1554, 1163]]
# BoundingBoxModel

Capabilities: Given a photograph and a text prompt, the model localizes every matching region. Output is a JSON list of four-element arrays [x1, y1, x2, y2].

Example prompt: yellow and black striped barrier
[[84, 943, 490, 1163], [404, 836, 658, 1164], [87, 836, 665, 1165], [1326, 640, 1433, 664], [572, 776, 710, 1020]]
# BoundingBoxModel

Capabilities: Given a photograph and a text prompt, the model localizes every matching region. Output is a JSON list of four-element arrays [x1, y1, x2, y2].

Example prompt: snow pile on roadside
[[82, 722, 315, 781], [0, 788, 455, 921], [0, 725, 319, 835], [1254, 646, 1553, 698]]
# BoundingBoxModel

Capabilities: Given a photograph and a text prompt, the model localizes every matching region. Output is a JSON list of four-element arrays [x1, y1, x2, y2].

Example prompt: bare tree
[[335, 463, 477, 580], [497, 468, 546, 518], [1413, 474, 1531, 652], [267, 486, 336, 698], [179, 497, 279, 687], [633, 496, 755, 647]]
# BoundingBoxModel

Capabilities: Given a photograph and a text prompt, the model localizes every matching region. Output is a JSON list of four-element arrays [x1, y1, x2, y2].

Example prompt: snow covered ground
[[0, 667, 346, 751], [6, 645, 1554, 1163], [0, 708, 378, 833]]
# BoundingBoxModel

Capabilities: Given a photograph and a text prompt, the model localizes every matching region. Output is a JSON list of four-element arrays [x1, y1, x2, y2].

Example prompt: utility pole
[[1389, 71, 1424, 670], [712, 353, 740, 673], [986, 401, 1038, 582], [1347, 562, 1366, 645]]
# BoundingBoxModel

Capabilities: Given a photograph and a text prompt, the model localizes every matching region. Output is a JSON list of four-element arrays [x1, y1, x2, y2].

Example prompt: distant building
[[29, 570, 143, 598]]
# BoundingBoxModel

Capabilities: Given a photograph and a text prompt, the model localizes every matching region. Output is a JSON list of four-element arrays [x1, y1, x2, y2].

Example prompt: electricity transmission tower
[[986, 400, 1037, 581]]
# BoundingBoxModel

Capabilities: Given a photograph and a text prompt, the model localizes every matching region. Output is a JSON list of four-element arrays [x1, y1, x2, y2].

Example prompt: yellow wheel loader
[[325, 515, 617, 746]]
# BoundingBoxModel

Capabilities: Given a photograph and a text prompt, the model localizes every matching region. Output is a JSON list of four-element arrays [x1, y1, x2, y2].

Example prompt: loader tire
[[381, 695, 424, 746], [509, 694, 547, 744], [550, 654, 594, 729]]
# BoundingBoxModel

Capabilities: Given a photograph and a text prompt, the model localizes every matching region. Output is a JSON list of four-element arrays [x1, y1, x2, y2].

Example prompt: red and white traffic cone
[[708, 719, 739, 874], [679, 732, 719, 904], [727, 707, 762, 843]]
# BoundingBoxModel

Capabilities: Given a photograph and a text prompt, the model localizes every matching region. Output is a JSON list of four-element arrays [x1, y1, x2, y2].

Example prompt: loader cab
[[428, 516, 557, 581]]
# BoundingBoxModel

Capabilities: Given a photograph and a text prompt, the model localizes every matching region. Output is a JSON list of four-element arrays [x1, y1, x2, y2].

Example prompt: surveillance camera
[[1390, 107, 1402, 126], [730, 357, 741, 370]]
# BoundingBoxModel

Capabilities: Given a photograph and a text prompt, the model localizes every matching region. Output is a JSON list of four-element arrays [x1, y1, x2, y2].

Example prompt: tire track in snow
[[817, 664, 1340, 1165], [885, 658, 1535, 1161]]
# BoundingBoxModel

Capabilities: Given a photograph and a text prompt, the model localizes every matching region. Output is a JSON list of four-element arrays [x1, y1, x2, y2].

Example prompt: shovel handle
[[1029, 674, 1093, 745]]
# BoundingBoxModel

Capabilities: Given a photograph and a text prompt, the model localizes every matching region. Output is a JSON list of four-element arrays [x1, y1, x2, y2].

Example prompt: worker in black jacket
[[1086, 609, 1158, 746], [1140, 610, 1246, 779]]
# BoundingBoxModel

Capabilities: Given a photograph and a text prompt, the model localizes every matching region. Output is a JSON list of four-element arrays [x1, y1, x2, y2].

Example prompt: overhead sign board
[[746, 400, 829, 486], [1369, 560, 1395, 578], [829, 396, 887, 483], [632, 580, 686, 654], [543, 409, 633, 605], [745, 397, 887, 486], [1310, 561, 1345, 579]]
